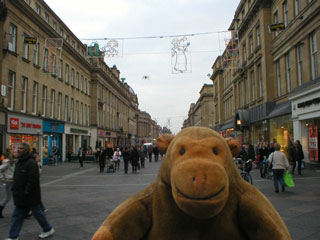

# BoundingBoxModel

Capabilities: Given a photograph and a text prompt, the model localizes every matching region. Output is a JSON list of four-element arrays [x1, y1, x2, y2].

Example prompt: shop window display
[[269, 115, 293, 157], [9, 135, 39, 152]]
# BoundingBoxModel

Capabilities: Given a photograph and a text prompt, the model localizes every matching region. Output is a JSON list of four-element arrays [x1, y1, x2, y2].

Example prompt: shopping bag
[[283, 171, 295, 187]]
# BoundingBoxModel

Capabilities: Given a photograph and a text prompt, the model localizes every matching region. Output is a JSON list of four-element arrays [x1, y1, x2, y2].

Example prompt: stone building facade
[[183, 84, 214, 129], [210, 0, 320, 163], [0, 0, 158, 163]]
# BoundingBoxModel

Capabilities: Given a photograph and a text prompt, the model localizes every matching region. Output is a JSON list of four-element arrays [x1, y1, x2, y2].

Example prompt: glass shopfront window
[[9, 134, 39, 152], [269, 115, 293, 156]]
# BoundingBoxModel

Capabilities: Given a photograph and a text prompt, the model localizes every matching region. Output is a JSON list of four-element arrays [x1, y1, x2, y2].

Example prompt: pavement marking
[[41, 167, 97, 186]]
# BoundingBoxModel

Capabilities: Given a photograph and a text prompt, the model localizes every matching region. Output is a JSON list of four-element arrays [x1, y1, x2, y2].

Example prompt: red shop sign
[[10, 118, 19, 130]]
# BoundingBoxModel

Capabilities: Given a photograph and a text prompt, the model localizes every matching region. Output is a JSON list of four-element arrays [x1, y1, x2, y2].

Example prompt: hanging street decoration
[[86, 39, 123, 58], [171, 36, 191, 74], [222, 31, 239, 70]]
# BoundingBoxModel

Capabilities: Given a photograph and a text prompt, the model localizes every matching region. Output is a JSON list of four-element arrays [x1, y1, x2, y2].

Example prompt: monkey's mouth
[[175, 184, 226, 201]]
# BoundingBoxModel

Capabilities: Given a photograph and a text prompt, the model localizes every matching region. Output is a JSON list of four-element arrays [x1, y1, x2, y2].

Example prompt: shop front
[[251, 120, 269, 145], [97, 129, 112, 149], [42, 120, 64, 165], [64, 124, 91, 155], [269, 114, 293, 156], [290, 84, 320, 164], [6, 113, 42, 154]]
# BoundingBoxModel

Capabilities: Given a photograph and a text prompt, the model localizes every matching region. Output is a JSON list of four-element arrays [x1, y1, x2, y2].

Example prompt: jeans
[[9, 204, 52, 238], [273, 169, 285, 192], [292, 160, 302, 175], [0, 182, 12, 207]]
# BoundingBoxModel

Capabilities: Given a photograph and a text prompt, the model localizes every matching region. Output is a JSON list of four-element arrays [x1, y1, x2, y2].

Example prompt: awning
[[267, 101, 291, 119], [220, 121, 234, 131], [234, 109, 250, 128]]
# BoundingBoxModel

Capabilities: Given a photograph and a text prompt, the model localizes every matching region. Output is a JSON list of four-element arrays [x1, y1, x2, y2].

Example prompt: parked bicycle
[[235, 158, 253, 184]]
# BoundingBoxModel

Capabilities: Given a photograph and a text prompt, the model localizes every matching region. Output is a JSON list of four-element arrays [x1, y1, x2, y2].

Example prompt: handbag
[[283, 170, 295, 187]]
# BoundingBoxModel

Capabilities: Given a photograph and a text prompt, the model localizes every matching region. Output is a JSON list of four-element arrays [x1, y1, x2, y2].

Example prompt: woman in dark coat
[[131, 146, 140, 173], [293, 140, 304, 175], [122, 147, 131, 174]]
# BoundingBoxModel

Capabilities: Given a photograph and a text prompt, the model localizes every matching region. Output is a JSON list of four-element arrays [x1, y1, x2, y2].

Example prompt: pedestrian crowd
[[236, 138, 305, 193], [93, 144, 163, 174]]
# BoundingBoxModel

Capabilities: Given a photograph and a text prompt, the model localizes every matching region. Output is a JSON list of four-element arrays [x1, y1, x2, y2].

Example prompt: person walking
[[294, 140, 304, 175], [139, 146, 146, 168], [131, 146, 139, 174], [52, 146, 59, 166], [259, 142, 269, 178], [113, 148, 121, 170], [269, 143, 289, 193], [78, 147, 85, 169], [153, 146, 159, 162], [6, 143, 54, 240], [0, 149, 18, 218], [98, 148, 106, 173], [122, 147, 131, 174], [148, 145, 153, 162]]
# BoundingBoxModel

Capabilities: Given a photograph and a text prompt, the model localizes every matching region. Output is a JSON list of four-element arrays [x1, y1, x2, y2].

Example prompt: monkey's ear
[[225, 138, 241, 157], [157, 134, 175, 152]]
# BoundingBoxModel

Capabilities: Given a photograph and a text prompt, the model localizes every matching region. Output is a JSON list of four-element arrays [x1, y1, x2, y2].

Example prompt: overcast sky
[[46, 0, 238, 134]]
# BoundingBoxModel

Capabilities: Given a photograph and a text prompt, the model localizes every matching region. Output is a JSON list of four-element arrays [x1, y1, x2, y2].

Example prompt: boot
[[0, 205, 4, 218]]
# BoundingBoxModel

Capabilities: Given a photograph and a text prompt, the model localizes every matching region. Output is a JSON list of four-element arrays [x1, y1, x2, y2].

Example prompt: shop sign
[[7, 114, 42, 134], [268, 23, 285, 32], [297, 97, 320, 108], [71, 128, 88, 134], [43, 121, 64, 134], [308, 125, 319, 162]]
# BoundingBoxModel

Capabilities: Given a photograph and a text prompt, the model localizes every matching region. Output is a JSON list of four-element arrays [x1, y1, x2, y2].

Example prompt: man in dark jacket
[[7, 143, 54, 239]]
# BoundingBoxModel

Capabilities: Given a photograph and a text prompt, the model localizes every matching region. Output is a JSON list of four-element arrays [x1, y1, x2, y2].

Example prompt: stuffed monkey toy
[[92, 127, 291, 240]]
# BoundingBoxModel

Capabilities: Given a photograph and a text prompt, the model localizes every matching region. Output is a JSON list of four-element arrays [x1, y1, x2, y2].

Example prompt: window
[[58, 93, 62, 120], [64, 96, 69, 121], [88, 105, 90, 125], [72, 40, 75, 48], [243, 43, 247, 62], [23, 34, 29, 59], [76, 72, 79, 89], [251, 70, 255, 101], [84, 104, 87, 126], [32, 82, 38, 114], [257, 64, 263, 98], [8, 23, 17, 52], [45, 13, 49, 23], [244, 77, 249, 104], [53, 21, 57, 31], [8, 71, 15, 110], [296, 44, 303, 86], [256, 25, 261, 47], [71, 68, 74, 86], [59, 27, 63, 37], [276, 60, 281, 97], [58, 58, 63, 79], [43, 48, 48, 71], [80, 75, 83, 91], [42, 86, 47, 117], [21, 77, 28, 112], [80, 102, 83, 125], [274, 11, 279, 37], [295, 0, 300, 17], [34, 42, 39, 65], [50, 54, 56, 74], [285, 52, 291, 92], [249, 35, 253, 55], [50, 90, 55, 118], [35, 3, 41, 15], [283, 1, 288, 27], [75, 100, 79, 124], [310, 32, 318, 80], [65, 64, 69, 83], [85, 78, 87, 94], [88, 81, 91, 95], [70, 98, 74, 122]]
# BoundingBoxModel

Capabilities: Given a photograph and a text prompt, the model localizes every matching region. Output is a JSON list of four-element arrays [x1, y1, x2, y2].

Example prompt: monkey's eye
[[213, 147, 219, 155], [179, 147, 185, 155]]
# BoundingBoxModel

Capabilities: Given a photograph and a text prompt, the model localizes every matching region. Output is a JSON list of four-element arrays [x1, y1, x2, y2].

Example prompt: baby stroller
[[106, 157, 116, 173]]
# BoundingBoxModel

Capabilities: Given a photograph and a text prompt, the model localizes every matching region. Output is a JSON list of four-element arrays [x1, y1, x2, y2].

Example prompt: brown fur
[[92, 127, 291, 240]]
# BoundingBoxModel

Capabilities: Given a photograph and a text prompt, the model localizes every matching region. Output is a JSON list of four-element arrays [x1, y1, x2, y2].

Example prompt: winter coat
[[123, 150, 131, 162], [12, 153, 41, 207], [131, 149, 140, 166]]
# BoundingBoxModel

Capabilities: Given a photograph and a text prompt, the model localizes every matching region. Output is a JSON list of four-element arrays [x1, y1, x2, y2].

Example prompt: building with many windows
[[210, 0, 319, 164], [183, 84, 214, 129], [0, 0, 158, 163]]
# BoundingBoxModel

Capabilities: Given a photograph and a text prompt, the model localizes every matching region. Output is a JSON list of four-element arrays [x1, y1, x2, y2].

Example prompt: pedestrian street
[[0, 159, 320, 240]]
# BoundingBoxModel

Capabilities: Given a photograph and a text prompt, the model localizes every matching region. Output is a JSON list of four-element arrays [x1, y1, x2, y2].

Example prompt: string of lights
[[80, 30, 229, 41]]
